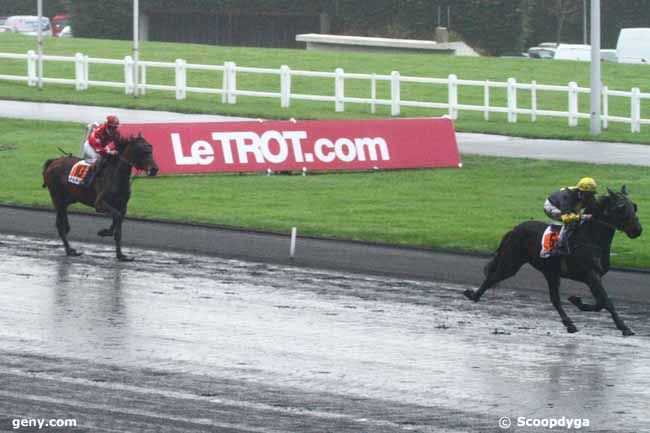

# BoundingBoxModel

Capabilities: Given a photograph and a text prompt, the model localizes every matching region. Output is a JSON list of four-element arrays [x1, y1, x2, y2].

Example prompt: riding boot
[[81, 156, 105, 189], [81, 164, 96, 188], [557, 225, 575, 255]]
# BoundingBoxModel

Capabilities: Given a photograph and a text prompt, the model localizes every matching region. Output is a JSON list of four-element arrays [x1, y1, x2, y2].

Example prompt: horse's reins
[[591, 215, 638, 233], [590, 217, 616, 230], [114, 153, 144, 187]]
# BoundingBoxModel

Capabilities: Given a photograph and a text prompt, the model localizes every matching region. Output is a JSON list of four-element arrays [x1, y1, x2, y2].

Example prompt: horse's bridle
[[593, 209, 638, 233]]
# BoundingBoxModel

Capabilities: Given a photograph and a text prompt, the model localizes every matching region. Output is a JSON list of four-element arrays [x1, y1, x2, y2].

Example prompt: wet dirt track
[[1, 235, 650, 433]]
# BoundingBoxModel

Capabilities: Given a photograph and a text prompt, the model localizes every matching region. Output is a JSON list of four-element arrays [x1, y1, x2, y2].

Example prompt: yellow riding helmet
[[576, 177, 597, 193]]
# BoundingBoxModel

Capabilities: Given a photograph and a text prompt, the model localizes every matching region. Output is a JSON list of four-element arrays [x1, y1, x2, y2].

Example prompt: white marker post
[[37, 0, 43, 89], [133, 0, 140, 96], [290, 227, 297, 258]]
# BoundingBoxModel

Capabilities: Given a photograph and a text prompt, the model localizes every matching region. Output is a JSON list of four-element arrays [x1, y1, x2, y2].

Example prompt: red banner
[[120, 118, 461, 174]]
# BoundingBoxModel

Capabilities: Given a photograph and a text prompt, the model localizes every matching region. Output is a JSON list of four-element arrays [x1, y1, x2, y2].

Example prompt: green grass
[[1, 33, 650, 143], [1, 118, 648, 268]]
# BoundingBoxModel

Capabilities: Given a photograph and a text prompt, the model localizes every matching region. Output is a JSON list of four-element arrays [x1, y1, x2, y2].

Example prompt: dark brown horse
[[464, 186, 642, 336], [42, 133, 159, 261]]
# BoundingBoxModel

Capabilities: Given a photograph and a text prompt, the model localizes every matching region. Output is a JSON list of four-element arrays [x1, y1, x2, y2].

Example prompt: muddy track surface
[[1, 235, 649, 432]]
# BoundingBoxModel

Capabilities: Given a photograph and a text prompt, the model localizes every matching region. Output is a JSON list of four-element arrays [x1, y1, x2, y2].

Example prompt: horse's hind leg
[[56, 206, 81, 257], [544, 272, 577, 333], [464, 256, 524, 302], [48, 184, 80, 257]]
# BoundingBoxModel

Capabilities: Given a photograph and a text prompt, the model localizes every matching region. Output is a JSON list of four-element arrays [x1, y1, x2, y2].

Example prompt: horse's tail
[[483, 230, 513, 276], [42, 158, 57, 188]]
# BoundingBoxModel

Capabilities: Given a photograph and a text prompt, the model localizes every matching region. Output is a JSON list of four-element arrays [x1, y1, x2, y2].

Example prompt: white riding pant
[[544, 199, 575, 245], [82, 141, 100, 163]]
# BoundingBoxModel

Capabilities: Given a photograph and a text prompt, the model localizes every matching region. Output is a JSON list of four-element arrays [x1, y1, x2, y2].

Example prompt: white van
[[553, 44, 591, 61], [616, 28, 650, 64], [552, 44, 615, 62], [4, 15, 52, 37]]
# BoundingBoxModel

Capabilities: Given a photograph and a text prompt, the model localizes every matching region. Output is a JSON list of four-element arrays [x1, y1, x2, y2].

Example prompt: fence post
[[280, 65, 291, 108], [370, 73, 377, 114], [602, 86, 609, 129], [83, 55, 89, 90], [228, 61, 237, 104], [74, 53, 84, 91], [531, 80, 537, 123], [483, 81, 490, 121], [175, 59, 187, 100], [124, 56, 134, 95], [390, 71, 400, 116], [568, 81, 578, 127], [631, 87, 641, 133], [448, 74, 458, 119], [140, 63, 146, 95], [335, 68, 344, 112], [507, 78, 517, 123], [27, 50, 37, 87], [220, 62, 229, 104]]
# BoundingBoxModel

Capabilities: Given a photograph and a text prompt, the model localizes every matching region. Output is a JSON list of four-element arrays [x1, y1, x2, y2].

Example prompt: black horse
[[42, 133, 159, 261], [464, 186, 642, 336]]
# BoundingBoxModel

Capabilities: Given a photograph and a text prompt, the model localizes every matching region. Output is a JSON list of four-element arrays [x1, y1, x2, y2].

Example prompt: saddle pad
[[68, 161, 91, 185], [540, 225, 561, 258]]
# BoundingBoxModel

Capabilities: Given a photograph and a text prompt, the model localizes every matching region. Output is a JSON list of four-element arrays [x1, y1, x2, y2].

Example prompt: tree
[[0, 0, 70, 17], [544, 0, 581, 43], [453, 0, 533, 55]]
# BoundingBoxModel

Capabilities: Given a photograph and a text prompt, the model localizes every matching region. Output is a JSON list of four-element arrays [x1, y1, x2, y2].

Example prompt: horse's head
[[118, 133, 159, 177], [595, 186, 642, 238]]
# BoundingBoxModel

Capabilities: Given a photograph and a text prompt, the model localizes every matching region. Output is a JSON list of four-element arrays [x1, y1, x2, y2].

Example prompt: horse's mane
[[586, 194, 611, 216]]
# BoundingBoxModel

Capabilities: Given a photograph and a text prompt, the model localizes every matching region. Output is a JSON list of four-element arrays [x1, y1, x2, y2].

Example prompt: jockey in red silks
[[81, 115, 120, 187]]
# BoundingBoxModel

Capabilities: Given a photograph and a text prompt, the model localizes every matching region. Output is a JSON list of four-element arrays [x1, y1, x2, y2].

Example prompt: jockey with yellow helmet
[[543, 177, 597, 255]]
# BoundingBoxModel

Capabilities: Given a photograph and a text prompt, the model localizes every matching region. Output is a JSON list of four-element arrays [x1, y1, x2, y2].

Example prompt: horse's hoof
[[66, 249, 82, 257], [568, 296, 581, 307], [566, 324, 578, 333], [117, 255, 134, 262], [97, 229, 114, 237], [622, 328, 635, 337], [463, 289, 477, 302]]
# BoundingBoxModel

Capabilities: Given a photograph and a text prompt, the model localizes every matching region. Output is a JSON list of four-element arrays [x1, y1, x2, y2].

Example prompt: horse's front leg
[[97, 218, 115, 237], [574, 272, 634, 336], [544, 272, 577, 333], [101, 201, 132, 262], [98, 205, 127, 237]]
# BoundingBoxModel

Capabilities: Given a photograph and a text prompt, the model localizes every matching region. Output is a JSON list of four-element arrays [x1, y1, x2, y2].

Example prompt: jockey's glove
[[561, 213, 581, 224]]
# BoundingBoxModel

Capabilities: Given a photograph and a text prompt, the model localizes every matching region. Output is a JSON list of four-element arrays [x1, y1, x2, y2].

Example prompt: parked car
[[0, 25, 13, 33], [0, 16, 7, 25], [4, 15, 52, 37], [527, 42, 558, 59], [616, 28, 650, 64]]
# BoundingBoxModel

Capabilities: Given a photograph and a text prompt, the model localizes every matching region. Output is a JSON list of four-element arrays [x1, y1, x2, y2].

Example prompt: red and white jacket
[[88, 124, 118, 156]]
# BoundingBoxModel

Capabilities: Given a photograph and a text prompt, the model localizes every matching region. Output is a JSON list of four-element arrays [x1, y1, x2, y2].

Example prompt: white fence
[[1, 50, 649, 133]]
